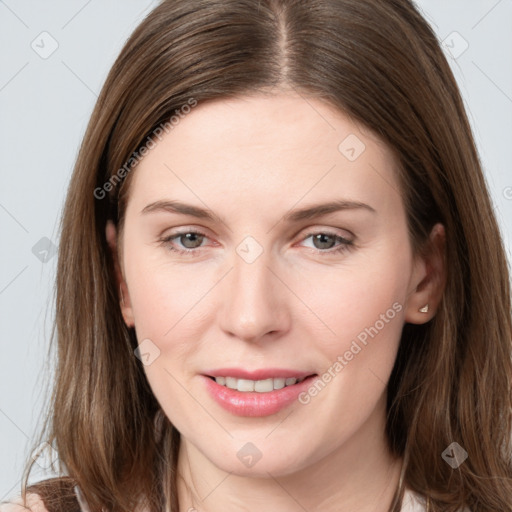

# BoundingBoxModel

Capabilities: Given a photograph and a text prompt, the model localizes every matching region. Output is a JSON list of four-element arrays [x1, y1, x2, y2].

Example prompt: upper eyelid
[[161, 225, 353, 238]]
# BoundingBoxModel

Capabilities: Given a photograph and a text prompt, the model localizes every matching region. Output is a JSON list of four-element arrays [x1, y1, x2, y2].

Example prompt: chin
[[204, 440, 315, 478]]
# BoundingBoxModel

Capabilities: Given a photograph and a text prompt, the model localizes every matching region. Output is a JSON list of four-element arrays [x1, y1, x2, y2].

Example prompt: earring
[[419, 304, 429, 313], [120, 285, 125, 307]]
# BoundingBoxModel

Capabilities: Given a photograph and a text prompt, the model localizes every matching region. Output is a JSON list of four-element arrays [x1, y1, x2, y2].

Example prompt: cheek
[[125, 237, 410, 353], [121, 232, 409, 445], [291, 259, 407, 436], [125, 259, 204, 351], [291, 247, 409, 359], [123, 251, 212, 429]]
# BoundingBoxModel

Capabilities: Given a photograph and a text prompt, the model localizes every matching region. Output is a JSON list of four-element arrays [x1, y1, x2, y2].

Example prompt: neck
[[176, 395, 403, 512]]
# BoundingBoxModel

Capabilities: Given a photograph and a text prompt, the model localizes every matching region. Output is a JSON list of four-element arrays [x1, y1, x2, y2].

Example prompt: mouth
[[202, 372, 319, 417]]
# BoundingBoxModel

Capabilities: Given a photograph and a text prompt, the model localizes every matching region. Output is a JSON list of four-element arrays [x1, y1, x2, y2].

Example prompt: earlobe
[[105, 220, 135, 328], [404, 223, 446, 325]]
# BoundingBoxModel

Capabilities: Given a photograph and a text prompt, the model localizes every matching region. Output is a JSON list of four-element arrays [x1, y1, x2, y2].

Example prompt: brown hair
[[10, 0, 512, 511]]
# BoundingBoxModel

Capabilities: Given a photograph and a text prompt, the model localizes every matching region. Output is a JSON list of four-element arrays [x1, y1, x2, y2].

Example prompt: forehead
[[125, 93, 402, 219]]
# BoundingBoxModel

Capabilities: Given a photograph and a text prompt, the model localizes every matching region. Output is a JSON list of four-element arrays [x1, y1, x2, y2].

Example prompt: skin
[[107, 92, 446, 512]]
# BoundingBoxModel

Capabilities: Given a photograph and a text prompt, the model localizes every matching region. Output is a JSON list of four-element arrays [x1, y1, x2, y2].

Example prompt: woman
[[2, 0, 511, 511]]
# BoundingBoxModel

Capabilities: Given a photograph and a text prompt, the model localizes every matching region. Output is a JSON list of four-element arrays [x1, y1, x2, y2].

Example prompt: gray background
[[1, 0, 511, 501]]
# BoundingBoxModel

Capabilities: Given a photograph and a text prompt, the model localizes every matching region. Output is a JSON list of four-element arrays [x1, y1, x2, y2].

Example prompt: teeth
[[225, 376, 237, 389], [238, 379, 255, 392], [214, 376, 307, 392], [272, 378, 285, 390]]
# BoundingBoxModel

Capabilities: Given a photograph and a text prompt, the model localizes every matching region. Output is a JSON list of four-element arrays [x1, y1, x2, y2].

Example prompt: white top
[[401, 488, 430, 511], [74, 486, 472, 512], [401, 488, 472, 512], [1, 486, 471, 511], [74, 485, 91, 512]]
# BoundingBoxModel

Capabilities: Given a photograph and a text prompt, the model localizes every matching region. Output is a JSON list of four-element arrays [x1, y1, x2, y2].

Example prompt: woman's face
[[113, 93, 431, 477]]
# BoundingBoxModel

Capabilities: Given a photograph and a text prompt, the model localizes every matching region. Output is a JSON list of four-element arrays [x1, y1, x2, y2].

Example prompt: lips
[[201, 369, 319, 417]]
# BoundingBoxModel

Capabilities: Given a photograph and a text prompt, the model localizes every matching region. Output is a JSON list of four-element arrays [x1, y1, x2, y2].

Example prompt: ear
[[106, 220, 135, 328], [404, 223, 446, 324]]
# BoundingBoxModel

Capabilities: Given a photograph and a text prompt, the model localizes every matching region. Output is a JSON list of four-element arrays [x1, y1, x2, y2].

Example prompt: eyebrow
[[141, 199, 376, 223]]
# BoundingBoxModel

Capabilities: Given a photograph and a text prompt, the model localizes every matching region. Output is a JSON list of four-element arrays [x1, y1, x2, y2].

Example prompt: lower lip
[[202, 375, 318, 417]]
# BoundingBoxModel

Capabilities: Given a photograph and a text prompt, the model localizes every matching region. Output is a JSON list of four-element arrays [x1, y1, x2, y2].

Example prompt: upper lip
[[203, 368, 316, 380]]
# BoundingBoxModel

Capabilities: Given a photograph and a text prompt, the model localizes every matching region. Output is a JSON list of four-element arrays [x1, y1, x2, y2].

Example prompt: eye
[[299, 231, 354, 254], [159, 229, 210, 256], [159, 229, 354, 256]]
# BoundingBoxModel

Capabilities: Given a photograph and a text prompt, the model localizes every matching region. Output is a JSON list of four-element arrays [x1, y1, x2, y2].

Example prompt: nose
[[218, 243, 291, 343]]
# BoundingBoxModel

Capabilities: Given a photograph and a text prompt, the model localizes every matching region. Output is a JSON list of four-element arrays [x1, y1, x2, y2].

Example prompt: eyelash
[[159, 229, 354, 257]]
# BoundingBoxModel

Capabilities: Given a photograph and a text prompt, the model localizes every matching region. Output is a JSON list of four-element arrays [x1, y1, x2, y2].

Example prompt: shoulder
[[0, 493, 49, 512]]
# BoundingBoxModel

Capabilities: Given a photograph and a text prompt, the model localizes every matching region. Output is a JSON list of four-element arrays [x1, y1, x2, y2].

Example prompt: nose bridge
[[219, 236, 288, 341]]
